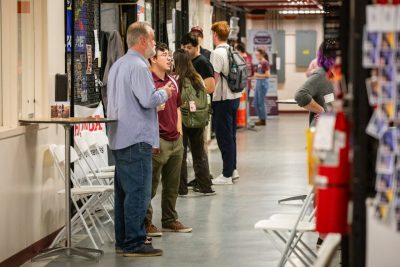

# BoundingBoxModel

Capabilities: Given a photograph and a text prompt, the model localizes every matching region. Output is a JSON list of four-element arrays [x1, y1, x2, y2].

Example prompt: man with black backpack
[[210, 21, 245, 185]]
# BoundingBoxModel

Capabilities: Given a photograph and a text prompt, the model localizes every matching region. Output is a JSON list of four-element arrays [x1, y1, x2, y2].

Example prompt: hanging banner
[[66, 0, 72, 52], [247, 30, 277, 64], [74, 102, 109, 178], [74, 102, 105, 137]]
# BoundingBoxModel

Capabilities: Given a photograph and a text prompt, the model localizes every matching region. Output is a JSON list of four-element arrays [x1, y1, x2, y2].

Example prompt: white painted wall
[[188, 0, 213, 51], [247, 16, 324, 111], [366, 199, 400, 267], [0, 0, 65, 262]]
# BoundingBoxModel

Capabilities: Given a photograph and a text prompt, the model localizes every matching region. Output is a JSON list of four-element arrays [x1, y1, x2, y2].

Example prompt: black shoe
[[193, 187, 216, 196], [117, 237, 152, 254], [187, 179, 198, 189], [123, 245, 163, 257]]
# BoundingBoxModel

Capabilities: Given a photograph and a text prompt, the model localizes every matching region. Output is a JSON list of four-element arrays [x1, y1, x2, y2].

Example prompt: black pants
[[213, 98, 240, 177], [179, 126, 212, 194]]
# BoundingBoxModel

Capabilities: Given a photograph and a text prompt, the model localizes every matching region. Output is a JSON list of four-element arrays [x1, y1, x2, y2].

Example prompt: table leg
[[64, 125, 72, 248], [32, 247, 103, 262]]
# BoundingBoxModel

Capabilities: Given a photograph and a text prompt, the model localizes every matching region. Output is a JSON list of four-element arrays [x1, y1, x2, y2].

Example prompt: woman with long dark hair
[[253, 48, 271, 126], [295, 42, 336, 125], [173, 49, 215, 196]]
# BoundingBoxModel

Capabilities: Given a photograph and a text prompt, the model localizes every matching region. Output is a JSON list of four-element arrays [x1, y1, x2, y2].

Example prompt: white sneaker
[[232, 169, 239, 181], [212, 174, 233, 185]]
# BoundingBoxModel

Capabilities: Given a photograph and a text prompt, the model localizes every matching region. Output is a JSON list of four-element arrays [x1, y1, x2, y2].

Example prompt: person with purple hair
[[295, 42, 336, 248], [295, 42, 336, 125]]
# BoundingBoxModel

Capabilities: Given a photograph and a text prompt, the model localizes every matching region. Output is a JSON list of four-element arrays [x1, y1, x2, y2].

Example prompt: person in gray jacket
[[295, 42, 336, 125]]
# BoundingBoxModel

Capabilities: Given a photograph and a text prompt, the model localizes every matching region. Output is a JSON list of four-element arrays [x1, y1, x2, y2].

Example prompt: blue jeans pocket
[[138, 142, 152, 153]]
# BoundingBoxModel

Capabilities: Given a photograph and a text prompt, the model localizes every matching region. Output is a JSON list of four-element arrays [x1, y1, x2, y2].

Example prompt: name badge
[[324, 93, 334, 103]]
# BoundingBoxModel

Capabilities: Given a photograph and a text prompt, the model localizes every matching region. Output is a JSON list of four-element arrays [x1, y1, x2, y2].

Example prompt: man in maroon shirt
[[145, 43, 192, 237]]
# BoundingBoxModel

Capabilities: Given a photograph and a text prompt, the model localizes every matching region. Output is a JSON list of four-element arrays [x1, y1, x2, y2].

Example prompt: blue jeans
[[254, 79, 269, 120], [213, 98, 240, 177], [112, 142, 152, 251]]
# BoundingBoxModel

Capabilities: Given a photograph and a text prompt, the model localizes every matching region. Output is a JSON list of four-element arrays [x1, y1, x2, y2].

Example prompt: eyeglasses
[[157, 52, 171, 58]]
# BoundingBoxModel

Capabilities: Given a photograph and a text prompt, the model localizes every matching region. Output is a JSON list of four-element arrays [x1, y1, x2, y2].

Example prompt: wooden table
[[19, 117, 116, 261], [276, 99, 297, 105]]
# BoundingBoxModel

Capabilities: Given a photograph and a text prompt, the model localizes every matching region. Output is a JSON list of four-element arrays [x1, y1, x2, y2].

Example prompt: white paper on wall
[[366, 5, 380, 32], [94, 30, 100, 60], [313, 113, 336, 151]]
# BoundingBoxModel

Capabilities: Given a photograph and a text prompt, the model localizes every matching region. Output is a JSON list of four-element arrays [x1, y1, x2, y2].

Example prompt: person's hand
[[152, 148, 161, 155], [157, 103, 166, 112], [162, 81, 174, 98]]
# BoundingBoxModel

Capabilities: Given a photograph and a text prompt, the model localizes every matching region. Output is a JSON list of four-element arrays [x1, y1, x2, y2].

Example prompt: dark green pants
[[145, 137, 183, 227]]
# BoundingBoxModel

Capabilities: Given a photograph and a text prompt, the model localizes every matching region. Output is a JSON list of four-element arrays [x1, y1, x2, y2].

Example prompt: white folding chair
[[49, 145, 114, 249], [81, 130, 115, 173], [313, 234, 341, 267], [255, 186, 317, 267], [74, 136, 114, 185]]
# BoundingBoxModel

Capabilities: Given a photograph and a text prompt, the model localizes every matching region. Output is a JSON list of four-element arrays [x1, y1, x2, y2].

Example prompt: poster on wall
[[137, 0, 145, 22], [145, 2, 152, 24], [247, 30, 277, 64], [248, 75, 279, 116]]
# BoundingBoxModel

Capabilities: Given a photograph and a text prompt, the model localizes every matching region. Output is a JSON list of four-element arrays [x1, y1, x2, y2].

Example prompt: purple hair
[[317, 42, 336, 71]]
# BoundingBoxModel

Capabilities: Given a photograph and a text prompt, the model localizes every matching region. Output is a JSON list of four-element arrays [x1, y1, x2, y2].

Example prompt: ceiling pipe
[[212, 0, 246, 12]]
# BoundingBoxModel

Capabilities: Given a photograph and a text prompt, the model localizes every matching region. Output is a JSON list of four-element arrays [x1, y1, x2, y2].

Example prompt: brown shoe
[[146, 224, 163, 237], [162, 220, 192, 233], [255, 120, 266, 126]]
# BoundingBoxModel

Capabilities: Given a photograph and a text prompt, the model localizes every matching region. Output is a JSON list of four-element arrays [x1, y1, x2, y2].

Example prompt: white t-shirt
[[210, 43, 242, 101]]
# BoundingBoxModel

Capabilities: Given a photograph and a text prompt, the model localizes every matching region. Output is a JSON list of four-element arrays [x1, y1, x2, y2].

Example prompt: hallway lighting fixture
[[279, 9, 324, 14]]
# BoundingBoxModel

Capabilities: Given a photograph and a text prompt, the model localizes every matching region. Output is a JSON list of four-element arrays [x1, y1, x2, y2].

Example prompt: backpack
[[220, 46, 248, 93], [180, 78, 210, 128]]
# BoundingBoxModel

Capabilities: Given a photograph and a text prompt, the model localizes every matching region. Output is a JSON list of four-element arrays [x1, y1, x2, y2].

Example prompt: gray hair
[[126, 22, 153, 47]]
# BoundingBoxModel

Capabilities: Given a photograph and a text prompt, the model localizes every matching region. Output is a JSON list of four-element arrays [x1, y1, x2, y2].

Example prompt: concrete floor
[[23, 114, 340, 267]]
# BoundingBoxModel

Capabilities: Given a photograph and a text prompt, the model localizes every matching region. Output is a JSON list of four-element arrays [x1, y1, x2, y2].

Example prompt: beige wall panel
[[0, 0, 65, 262]]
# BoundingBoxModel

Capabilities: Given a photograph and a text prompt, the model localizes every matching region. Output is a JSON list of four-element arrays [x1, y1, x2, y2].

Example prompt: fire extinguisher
[[315, 111, 351, 234]]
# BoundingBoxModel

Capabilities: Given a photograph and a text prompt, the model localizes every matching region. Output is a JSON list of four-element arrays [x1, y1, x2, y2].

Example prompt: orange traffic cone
[[237, 91, 247, 128]]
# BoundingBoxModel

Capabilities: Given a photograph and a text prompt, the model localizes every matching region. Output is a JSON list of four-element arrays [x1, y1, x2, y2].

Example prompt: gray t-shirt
[[294, 67, 334, 125]]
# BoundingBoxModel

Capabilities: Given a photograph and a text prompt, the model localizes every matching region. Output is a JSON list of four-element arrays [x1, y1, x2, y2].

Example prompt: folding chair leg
[[282, 231, 316, 266], [264, 230, 297, 267], [92, 211, 114, 242], [72, 197, 99, 249], [298, 238, 317, 258], [278, 187, 315, 267], [274, 230, 311, 267]]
